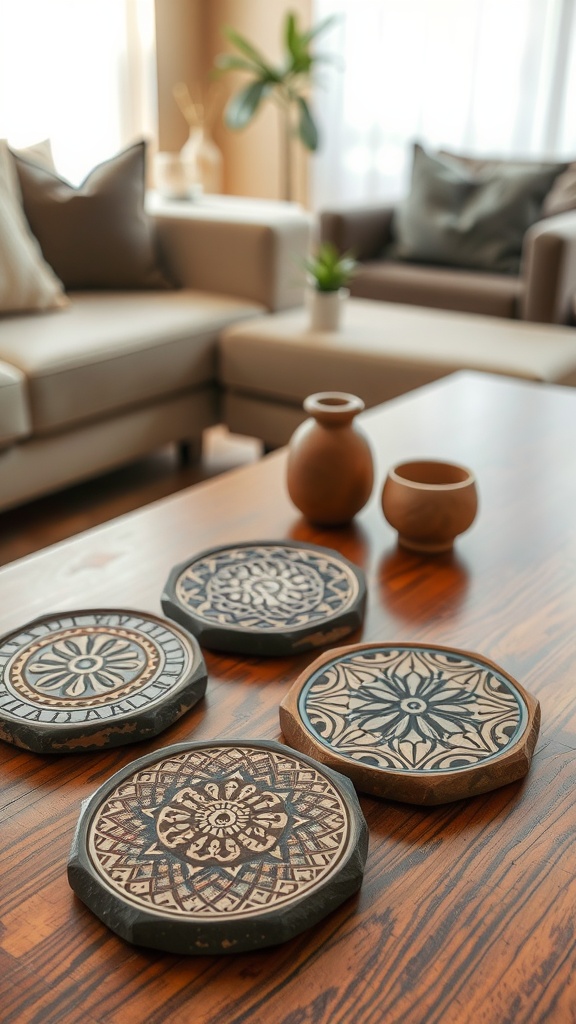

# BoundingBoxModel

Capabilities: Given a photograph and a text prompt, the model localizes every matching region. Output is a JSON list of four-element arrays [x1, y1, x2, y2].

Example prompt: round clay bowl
[[381, 459, 478, 553]]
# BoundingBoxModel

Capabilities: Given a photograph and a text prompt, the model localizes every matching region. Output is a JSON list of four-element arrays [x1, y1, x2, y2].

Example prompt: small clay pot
[[287, 392, 374, 526], [382, 459, 478, 553]]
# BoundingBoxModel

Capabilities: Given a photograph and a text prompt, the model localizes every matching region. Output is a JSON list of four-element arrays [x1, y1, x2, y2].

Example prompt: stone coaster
[[68, 739, 368, 954], [161, 541, 366, 656], [0, 609, 207, 753], [280, 642, 541, 805]]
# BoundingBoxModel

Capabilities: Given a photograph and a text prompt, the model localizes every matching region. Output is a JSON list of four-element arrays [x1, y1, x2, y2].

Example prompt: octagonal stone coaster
[[161, 540, 366, 656], [280, 642, 541, 805], [0, 609, 207, 753], [68, 739, 368, 954]]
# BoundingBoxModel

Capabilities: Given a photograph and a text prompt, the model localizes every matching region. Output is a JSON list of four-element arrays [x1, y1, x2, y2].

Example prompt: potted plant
[[303, 242, 357, 331], [215, 10, 338, 201]]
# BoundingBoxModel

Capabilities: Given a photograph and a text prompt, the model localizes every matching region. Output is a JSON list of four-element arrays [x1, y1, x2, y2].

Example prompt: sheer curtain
[[311, 0, 576, 209], [0, 0, 157, 184]]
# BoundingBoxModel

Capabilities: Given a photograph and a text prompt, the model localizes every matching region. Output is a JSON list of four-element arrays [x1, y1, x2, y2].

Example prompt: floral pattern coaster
[[280, 643, 540, 805], [68, 740, 368, 954], [0, 609, 207, 753], [162, 541, 366, 656]]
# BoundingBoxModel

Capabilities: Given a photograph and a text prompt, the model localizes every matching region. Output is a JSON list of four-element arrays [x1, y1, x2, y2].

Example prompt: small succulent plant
[[304, 242, 357, 292]]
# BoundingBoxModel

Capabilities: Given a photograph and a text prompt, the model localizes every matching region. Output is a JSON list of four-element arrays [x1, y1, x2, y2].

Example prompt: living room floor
[[0, 426, 262, 568]]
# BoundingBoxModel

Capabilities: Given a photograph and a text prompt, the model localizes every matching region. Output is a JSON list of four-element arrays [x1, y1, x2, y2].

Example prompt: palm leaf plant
[[215, 10, 338, 201]]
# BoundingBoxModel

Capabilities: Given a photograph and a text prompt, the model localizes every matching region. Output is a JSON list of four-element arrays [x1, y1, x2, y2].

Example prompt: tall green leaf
[[285, 11, 298, 57], [224, 27, 279, 80], [284, 12, 312, 74], [215, 53, 264, 75], [225, 80, 270, 130], [301, 14, 340, 46], [297, 96, 318, 151]]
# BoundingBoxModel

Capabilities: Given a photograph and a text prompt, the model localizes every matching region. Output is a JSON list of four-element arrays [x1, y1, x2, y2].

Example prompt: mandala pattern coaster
[[161, 541, 366, 656], [0, 609, 207, 753], [280, 642, 541, 805], [68, 739, 368, 954]]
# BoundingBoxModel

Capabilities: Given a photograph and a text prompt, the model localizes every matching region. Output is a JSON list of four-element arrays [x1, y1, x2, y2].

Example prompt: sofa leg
[[178, 437, 202, 465]]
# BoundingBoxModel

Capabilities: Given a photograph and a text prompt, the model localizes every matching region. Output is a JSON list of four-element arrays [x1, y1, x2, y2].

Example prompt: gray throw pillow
[[13, 141, 173, 290], [390, 143, 567, 273]]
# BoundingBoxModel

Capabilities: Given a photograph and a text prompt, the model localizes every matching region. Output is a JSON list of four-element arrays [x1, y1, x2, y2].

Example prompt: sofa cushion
[[0, 291, 264, 434], [14, 141, 171, 290], [0, 141, 67, 314], [390, 143, 566, 273], [350, 260, 522, 319]]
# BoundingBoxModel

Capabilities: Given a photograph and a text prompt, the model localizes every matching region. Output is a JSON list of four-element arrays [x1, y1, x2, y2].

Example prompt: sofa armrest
[[319, 205, 396, 260], [149, 197, 313, 312], [521, 211, 576, 323], [0, 359, 30, 448]]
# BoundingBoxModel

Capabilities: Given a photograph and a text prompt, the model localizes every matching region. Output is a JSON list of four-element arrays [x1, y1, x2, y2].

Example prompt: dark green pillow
[[390, 143, 567, 273]]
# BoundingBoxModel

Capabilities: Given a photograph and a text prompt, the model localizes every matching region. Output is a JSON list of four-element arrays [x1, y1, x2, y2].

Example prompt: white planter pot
[[306, 287, 349, 332]]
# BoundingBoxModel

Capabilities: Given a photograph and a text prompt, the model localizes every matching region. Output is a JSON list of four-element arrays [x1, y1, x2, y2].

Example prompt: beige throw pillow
[[0, 140, 67, 314], [13, 140, 172, 290]]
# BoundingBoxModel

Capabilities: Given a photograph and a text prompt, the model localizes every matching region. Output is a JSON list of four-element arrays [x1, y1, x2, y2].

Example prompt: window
[[0, 0, 157, 183], [312, 0, 576, 207]]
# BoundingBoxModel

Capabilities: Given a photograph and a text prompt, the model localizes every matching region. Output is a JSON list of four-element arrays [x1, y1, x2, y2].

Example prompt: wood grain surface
[[1, 370, 575, 1024]]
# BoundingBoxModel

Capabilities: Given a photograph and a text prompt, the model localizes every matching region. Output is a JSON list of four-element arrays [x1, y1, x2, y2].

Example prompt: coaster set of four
[[0, 541, 540, 954]]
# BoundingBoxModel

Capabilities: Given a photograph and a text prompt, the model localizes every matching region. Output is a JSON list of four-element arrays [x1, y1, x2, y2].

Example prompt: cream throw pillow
[[0, 140, 67, 314], [4, 139, 55, 205]]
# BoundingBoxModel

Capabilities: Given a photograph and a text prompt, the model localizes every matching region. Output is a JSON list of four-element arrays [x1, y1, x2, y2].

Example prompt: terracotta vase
[[287, 392, 374, 526]]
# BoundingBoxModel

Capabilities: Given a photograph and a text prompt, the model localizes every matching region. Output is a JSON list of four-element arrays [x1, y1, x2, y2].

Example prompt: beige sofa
[[0, 200, 311, 512]]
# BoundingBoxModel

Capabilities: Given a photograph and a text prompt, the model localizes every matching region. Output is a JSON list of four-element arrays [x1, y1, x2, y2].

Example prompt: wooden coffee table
[[1, 371, 575, 1023]]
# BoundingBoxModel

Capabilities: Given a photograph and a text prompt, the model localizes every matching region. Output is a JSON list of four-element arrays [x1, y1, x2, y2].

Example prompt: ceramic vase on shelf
[[153, 151, 190, 199], [286, 392, 374, 526], [180, 126, 223, 196], [306, 286, 349, 332]]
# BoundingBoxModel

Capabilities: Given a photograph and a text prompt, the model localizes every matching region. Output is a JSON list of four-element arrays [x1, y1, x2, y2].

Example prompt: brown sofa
[[320, 145, 576, 324]]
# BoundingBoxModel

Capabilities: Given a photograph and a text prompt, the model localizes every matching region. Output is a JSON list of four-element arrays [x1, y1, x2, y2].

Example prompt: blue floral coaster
[[280, 642, 540, 804]]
